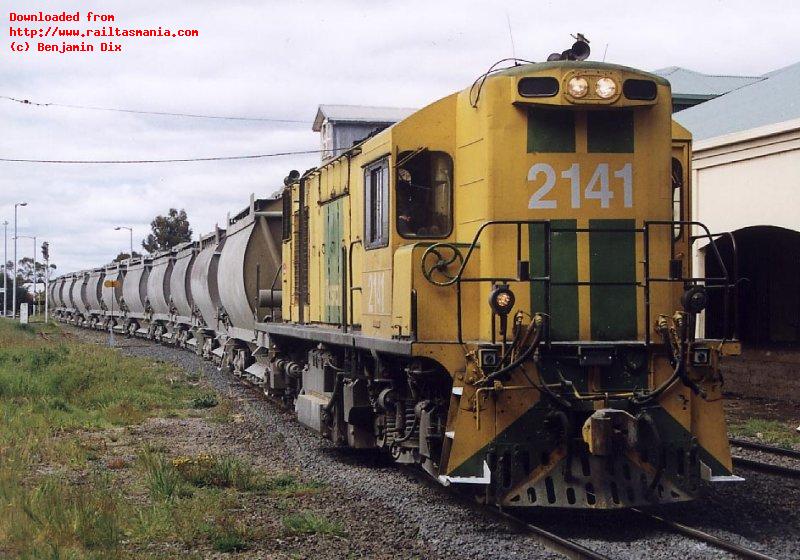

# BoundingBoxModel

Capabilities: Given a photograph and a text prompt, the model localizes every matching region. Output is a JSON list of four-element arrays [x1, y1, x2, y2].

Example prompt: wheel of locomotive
[[421, 243, 464, 286]]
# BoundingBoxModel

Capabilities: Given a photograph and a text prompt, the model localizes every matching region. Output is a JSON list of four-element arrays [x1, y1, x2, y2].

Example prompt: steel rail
[[401, 465, 613, 560], [730, 438, 800, 460], [632, 509, 778, 560], [494, 509, 614, 560], [732, 457, 800, 479]]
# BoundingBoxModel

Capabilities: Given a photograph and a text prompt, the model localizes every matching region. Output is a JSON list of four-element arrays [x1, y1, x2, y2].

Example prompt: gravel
[[65, 326, 800, 559]]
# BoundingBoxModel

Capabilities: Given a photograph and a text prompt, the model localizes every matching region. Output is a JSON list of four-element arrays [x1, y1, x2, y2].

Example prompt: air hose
[[482, 315, 544, 385]]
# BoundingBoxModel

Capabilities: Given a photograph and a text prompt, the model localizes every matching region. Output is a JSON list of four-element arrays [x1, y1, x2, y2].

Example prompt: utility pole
[[114, 226, 134, 258], [13, 202, 27, 319], [2, 220, 7, 317], [18, 235, 36, 316]]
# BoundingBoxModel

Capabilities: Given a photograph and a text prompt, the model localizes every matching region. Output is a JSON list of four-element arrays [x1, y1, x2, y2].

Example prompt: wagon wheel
[[421, 243, 464, 286]]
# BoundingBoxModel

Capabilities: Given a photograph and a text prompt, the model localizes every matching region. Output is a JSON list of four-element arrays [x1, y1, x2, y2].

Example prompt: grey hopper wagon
[[64, 274, 78, 313], [121, 256, 152, 336], [146, 249, 177, 341], [170, 241, 199, 324], [189, 227, 226, 356], [146, 251, 175, 321], [86, 268, 106, 326], [51, 276, 65, 310], [48, 278, 58, 310], [71, 271, 90, 325], [168, 241, 199, 346], [216, 195, 283, 381], [217, 196, 283, 341]]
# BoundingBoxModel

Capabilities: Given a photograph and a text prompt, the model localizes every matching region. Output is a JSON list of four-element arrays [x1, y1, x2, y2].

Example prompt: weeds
[[170, 453, 262, 491], [203, 514, 251, 553], [191, 392, 219, 409], [282, 511, 345, 537], [0, 472, 123, 556], [140, 450, 189, 501]]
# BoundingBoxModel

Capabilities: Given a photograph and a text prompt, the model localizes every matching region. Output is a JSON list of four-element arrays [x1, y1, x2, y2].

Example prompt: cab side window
[[672, 157, 683, 240], [396, 151, 453, 238], [364, 158, 389, 249]]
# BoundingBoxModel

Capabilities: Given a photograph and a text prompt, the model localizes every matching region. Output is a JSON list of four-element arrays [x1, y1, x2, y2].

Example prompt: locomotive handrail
[[420, 219, 738, 346]]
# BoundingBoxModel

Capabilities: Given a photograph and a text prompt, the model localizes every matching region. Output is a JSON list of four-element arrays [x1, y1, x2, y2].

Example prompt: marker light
[[595, 77, 617, 99], [567, 77, 589, 98], [489, 284, 516, 315]]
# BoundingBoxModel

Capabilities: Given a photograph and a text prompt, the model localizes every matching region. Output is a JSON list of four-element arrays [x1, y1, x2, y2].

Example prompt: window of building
[[364, 158, 389, 249], [396, 151, 453, 238], [672, 157, 683, 240]]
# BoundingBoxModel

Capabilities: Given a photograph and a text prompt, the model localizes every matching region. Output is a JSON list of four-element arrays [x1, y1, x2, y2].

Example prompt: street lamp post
[[114, 226, 133, 258], [13, 202, 27, 319], [17, 234, 36, 316], [2, 220, 7, 317]]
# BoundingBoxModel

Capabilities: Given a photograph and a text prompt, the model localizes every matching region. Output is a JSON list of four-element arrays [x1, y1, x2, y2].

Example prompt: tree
[[2, 266, 33, 314], [142, 208, 192, 253], [114, 251, 142, 262], [15, 257, 57, 285]]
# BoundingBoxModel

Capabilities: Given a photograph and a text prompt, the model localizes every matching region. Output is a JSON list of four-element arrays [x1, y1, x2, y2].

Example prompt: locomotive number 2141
[[528, 162, 633, 210]]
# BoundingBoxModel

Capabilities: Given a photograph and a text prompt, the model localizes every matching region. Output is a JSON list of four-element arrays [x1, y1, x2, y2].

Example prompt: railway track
[[498, 507, 780, 560], [729, 437, 800, 459], [494, 509, 612, 560], [632, 509, 778, 560], [402, 465, 613, 559], [730, 437, 800, 479]]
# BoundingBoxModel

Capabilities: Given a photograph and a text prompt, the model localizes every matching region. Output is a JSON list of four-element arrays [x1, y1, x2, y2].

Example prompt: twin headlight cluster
[[567, 76, 617, 99]]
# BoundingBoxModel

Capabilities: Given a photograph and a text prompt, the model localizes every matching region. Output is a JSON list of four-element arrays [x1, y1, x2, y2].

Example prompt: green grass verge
[[0, 319, 328, 558], [730, 418, 800, 448]]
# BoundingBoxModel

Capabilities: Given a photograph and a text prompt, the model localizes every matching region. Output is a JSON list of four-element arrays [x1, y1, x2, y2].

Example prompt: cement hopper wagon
[[85, 268, 106, 328], [70, 271, 90, 326], [189, 227, 226, 357], [167, 241, 199, 346], [217, 195, 283, 380], [146, 250, 176, 341], [121, 256, 152, 336]]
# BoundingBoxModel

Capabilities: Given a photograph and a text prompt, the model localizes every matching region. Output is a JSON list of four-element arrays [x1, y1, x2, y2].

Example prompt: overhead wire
[[0, 149, 326, 164], [0, 94, 312, 124]]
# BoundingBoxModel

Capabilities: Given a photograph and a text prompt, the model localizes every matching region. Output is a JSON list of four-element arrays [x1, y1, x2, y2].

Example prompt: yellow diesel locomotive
[[258, 39, 742, 509]]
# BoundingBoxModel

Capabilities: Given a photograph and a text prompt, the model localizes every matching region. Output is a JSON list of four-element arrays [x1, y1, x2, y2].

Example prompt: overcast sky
[[2, 0, 798, 274]]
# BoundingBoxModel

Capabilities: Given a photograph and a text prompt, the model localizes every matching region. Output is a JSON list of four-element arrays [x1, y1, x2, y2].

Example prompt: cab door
[[323, 198, 343, 323]]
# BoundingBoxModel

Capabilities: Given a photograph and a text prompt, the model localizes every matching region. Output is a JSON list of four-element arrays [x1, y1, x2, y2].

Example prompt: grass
[[0, 318, 331, 558], [730, 418, 800, 448], [282, 511, 345, 537], [190, 392, 219, 409]]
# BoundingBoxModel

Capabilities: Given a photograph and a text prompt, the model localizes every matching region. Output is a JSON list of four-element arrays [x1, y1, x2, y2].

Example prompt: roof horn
[[547, 33, 591, 62]]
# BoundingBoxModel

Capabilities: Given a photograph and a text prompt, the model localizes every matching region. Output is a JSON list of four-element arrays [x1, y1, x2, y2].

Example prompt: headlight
[[681, 285, 708, 314], [489, 284, 515, 315], [595, 77, 617, 99], [567, 77, 589, 98]]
